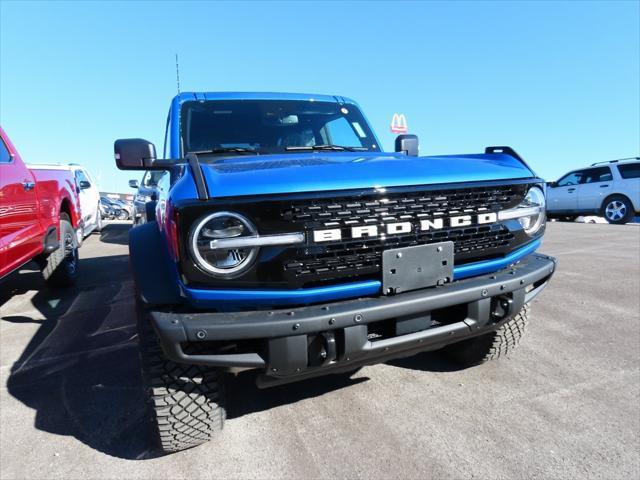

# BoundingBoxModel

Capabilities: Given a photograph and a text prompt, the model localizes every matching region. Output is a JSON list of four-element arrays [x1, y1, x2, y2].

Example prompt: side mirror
[[547, 181, 557, 188], [79, 180, 91, 189], [114, 139, 157, 170], [395, 134, 419, 157], [128, 179, 139, 189]]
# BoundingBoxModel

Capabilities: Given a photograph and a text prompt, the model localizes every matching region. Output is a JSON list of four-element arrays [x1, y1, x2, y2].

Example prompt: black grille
[[178, 182, 536, 290], [286, 185, 522, 225], [281, 184, 527, 283]]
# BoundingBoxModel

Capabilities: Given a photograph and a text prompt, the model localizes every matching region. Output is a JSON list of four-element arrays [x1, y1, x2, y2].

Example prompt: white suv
[[547, 159, 640, 224]]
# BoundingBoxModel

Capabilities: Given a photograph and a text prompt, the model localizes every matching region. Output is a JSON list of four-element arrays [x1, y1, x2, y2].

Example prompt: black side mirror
[[128, 179, 139, 189], [547, 181, 557, 188], [395, 134, 419, 157], [79, 180, 91, 189], [114, 139, 157, 170]]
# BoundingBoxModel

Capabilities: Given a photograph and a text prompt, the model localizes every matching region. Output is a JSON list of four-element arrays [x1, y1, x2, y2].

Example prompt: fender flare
[[129, 222, 182, 306]]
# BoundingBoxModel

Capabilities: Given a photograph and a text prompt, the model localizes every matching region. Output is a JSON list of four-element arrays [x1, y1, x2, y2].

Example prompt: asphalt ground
[[1, 221, 638, 479]]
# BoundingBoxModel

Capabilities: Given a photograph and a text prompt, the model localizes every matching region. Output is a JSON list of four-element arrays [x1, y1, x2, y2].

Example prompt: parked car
[[112, 198, 134, 220], [129, 171, 162, 225], [99, 199, 118, 220], [99, 196, 127, 220], [27, 163, 102, 237], [115, 92, 556, 453], [0, 127, 82, 286], [547, 158, 640, 224]]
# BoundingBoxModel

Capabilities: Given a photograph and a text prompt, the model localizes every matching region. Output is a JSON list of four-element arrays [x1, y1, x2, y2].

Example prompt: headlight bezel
[[189, 211, 259, 278], [518, 186, 546, 236]]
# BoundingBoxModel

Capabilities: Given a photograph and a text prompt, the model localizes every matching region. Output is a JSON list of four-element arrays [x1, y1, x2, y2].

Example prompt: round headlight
[[189, 212, 258, 277], [519, 187, 546, 235]]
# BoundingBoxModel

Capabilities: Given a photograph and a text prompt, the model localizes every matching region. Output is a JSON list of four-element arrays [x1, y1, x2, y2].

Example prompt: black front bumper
[[150, 253, 556, 387]]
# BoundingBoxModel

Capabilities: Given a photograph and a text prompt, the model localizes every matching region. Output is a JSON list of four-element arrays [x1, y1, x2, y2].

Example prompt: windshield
[[180, 100, 380, 155]]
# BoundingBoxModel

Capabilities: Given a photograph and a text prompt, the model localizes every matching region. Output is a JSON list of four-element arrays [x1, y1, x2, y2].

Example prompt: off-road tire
[[40, 213, 79, 287], [136, 303, 226, 453], [602, 195, 634, 225], [443, 304, 530, 366]]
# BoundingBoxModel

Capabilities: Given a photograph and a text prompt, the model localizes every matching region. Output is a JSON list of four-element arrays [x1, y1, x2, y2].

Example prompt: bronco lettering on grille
[[312, 212, 498, 243]]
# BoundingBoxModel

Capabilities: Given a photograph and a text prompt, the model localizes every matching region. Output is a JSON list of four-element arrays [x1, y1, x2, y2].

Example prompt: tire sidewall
[[59, 214, 80, 281], [602, 196, 633, 224], [96, 208, 103, 232]]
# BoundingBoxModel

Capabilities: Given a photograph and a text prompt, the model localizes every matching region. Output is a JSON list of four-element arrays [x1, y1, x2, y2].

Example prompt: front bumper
[[150, 253, 556, 387]]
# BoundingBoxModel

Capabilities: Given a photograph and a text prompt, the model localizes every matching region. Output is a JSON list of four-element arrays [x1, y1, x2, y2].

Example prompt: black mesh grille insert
[[286, 185, 522, 225], [281, 184, 527, 283]]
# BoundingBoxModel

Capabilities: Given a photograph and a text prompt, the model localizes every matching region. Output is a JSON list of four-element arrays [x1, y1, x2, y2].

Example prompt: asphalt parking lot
[[1, 222, 638, 479]]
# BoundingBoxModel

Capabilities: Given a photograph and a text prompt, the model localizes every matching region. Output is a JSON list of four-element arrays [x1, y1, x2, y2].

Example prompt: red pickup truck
[[0, 127, 82, 286]]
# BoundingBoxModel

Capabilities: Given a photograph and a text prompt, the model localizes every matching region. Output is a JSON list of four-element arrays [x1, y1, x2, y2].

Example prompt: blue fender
[[129, 222, 181, 306]]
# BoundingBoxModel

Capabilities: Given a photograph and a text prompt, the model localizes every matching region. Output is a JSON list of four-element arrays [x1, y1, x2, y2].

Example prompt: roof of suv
[[590, 157, 639, 167]]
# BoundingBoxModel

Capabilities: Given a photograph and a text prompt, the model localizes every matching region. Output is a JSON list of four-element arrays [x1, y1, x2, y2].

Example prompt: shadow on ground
[[3, 223, 461, 460], [96, 221, 132, 246]]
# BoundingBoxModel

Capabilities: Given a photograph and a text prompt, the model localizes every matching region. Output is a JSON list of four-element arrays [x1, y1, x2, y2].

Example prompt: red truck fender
[[0, 126, 83, 281]]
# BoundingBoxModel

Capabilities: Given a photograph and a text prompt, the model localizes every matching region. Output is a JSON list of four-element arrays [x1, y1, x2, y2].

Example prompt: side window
[[153, 170, 171, 199], [322, 117, 362, 147], [75, 169, 90, 185], [157, 171, 170, 194], [83, 169, 95, 184], [0, 139, 12, 163], [143, 171, 163, 188], [557, 171, 583, 187], [582, 167, 612, 184], [618, 163, 640, 179]]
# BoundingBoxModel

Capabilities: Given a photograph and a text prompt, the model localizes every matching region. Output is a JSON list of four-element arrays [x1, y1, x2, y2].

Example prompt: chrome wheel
[[605, 200, 627, 221]]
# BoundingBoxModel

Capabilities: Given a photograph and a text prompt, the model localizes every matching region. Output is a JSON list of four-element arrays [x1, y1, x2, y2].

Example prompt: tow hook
[[308, 331, 337, 367], [491, 295, 514, 321]]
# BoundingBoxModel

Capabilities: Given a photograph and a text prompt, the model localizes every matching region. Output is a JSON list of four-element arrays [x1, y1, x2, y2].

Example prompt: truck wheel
[[95, 208, 103, 233], [602, 195, 634, 224], [41, 213, 79, 287], [137, 302, 226, 453], [443, 304, 529, 366]]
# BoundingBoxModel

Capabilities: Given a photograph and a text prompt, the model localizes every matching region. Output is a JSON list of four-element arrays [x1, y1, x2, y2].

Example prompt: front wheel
[[40, 213, 79, 287], [443, 304, 529, 366], [94, 208, 103, 233], [602, 195, 634, 224], [117, 210, 129, 221], [137, 302, 226, 453]]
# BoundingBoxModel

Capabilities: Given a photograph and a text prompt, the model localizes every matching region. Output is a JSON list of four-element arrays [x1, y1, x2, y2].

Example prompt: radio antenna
[[175, 54, 181, 94]]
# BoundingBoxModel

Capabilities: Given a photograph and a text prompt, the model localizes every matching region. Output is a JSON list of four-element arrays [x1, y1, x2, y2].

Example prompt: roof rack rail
[[591, 157, 639, 166]]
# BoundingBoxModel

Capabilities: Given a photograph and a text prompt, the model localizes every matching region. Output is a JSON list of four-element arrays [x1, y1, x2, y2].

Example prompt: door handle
[[600, 184, 609, 188], [22, 180, 35, 191], [567, 188, 575, 192]]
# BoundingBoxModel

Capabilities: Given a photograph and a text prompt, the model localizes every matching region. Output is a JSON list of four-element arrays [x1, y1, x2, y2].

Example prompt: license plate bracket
[[382, 241, 454, 295]]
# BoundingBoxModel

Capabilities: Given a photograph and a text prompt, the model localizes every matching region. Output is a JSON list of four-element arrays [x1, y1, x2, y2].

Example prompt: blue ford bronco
[[114, 92, 556, 453]]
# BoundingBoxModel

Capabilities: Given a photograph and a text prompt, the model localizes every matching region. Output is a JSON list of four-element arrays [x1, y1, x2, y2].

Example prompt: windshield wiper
[[285, 145, 368, 152], [192, 147, 259, 155]]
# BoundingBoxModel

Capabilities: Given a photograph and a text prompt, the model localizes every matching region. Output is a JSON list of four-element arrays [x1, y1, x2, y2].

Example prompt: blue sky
[[1, 0, 638, 193]]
